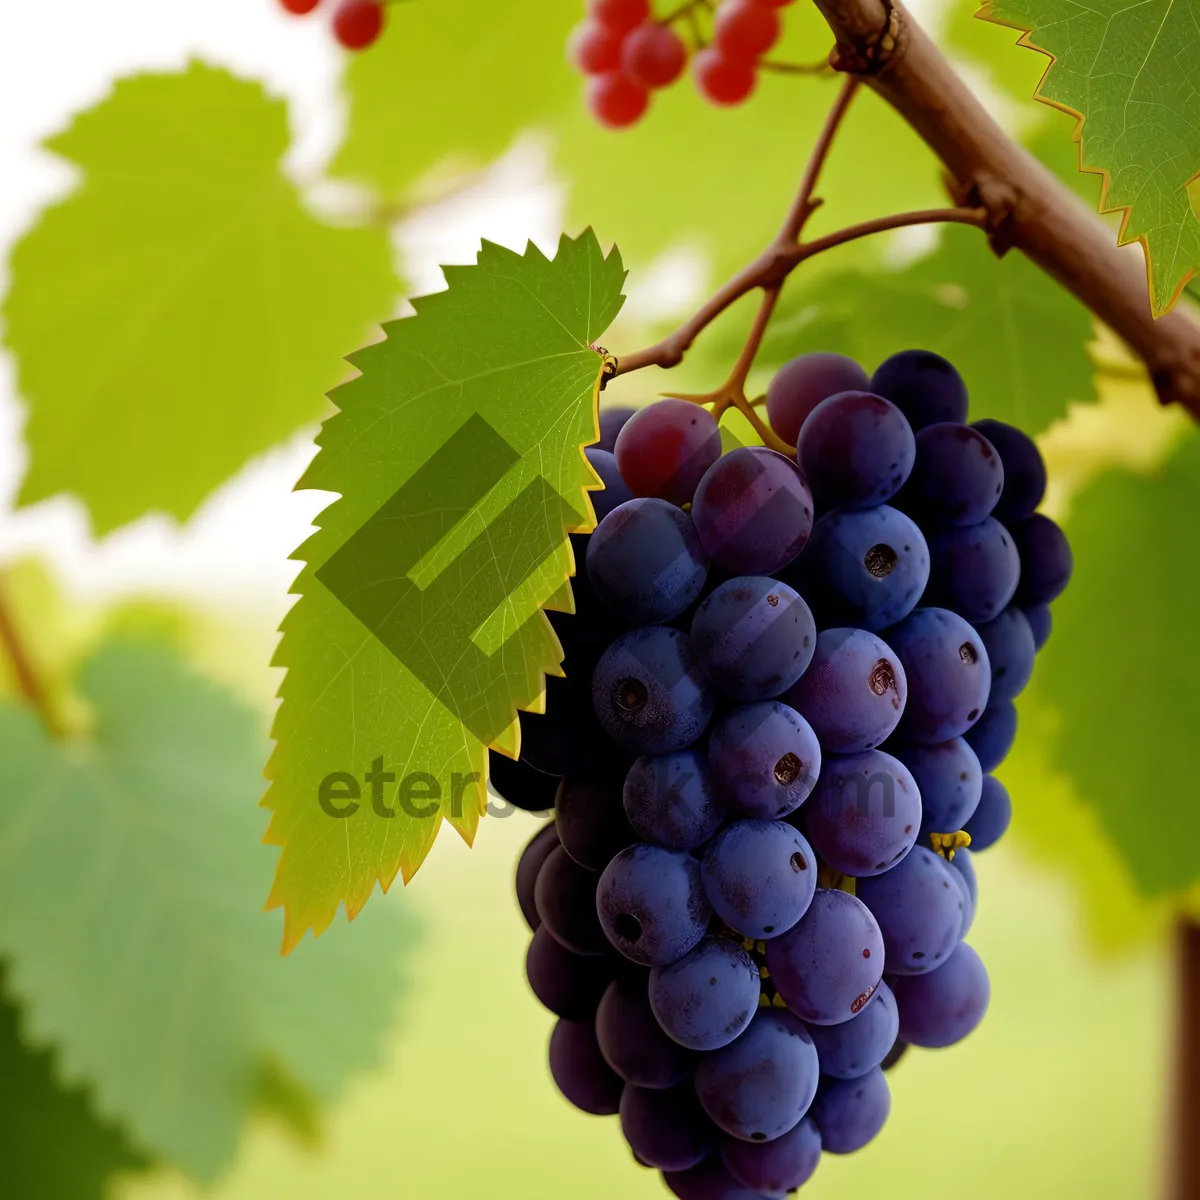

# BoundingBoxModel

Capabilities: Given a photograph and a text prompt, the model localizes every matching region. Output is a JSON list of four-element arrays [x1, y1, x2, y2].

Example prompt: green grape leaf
[[2, 62, 399, 534], [1038, 429, 1200, 895], [0, 638, 416, 1178], [264, 231, 625, 952], [979, 0, 1200, 315]]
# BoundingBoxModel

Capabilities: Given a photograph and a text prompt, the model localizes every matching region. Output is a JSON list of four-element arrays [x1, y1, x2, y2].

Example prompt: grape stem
[[1169, 915, 1200, 1200], [0, 572, 63, 737]]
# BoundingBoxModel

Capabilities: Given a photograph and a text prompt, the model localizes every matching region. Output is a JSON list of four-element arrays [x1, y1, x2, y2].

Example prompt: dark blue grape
[[786, 628, 907, 754], [535, 846, 607, 956], [924, 517, 1021, 624], [972, 418, 1046, 521], [489, 750, 559, 813], [901, 422, 1003, 526], [796, 391, 916, 511], [950, 848, 977, 936], [701, 820, 817, 939], [620, 1083, 715, 1171], [599, 405, 638, 452], [890, 737, 982, 839], [649, 936, 762, 1050], [811, 1066, 891, 1153], [963, 699, 1017, 772], [808, 980, 899, 1079], [976, 605, 1036, 701], [766, 351, 870, 445], [892, 941, 990, 1047], [585, 448, 635, 522], [720, 1116, 822, 1194], [623, 750, 727, 850], [549, 1018, 624, 1115], [664, 1157, 777, 1199], [1023, 603, 1052, 650], [692, 447, 814, 574], [888, 608, 991, 744], [691, 576, 816, 701], [592, 627, 715, 755], [694, 1009, 820, 1142], [596, 978, 694, 1089], [880, 1038, 909, 1071], [871, 350, 968, 431], [615, 398, 722, 506], [526, 925, 614, 1018], [765, 889, 884, 1025], [965, 775, 1012, 850], [1010, 513, 1073, 605], [855, 846, 965, 975], [597, 844, 712, 966], [556, 772, 637, 870], [515, 822, 559, 932]]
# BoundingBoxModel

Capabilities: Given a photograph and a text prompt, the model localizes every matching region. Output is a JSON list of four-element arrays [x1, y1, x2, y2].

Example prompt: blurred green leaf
[[0, 639, 415, 1179], [3, 62, 399, 534]]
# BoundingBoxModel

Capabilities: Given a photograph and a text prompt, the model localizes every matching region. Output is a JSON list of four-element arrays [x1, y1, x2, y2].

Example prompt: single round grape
[[621, 22, 688, 88], [811, 1066, 891, 1153], [786, 628, 907, 753], [924, 517, 1021, 624], [596, 978, 694, 1088], [569, 21, 624, 74], [535, 846, 608, 956], [963, 699, 1017, 772], [708, 701, 822, 819], [765, 889, 884, 1025], [721, 1116, 821, 1194], [976, 605, 1036, 702], [888, 608, 991, 744], [965, 774, 1012, 851], [587, 69, 651, 127], [950, 847, 977, 937], [901, 422, 1004, 525], [808, 979, 899, 1079], [972, 418, 1047, 521], [766, 352, 870, 446], [526, 925, 614, 1018], [692, 447, 814, 574], [590, 0, 650, 34], [597, 844, 712, 965], [1023, 603, 1053, 650], [796, 391, 916, 511], [280, 0, 322, 14], [515, 823, 560, 931], [649, 937, 761, 1050], [489, 750, 559, 813], [892, 941, 990, 1047], [692, 48, 757, 105], [598, 405, 638, 452], [585, 448, 635, 521], [623, 749, 727, 850], [333, 0, 385, 49], [556, 772, 638, 870], [871, 350, 969, 431], [889, 737, 982, 840], [713, 0, 781, 59], [701, 820, 817, 939], [691, 576, 816, 701], [855, 846, 965, 975], [549, 1019, 624, 1117], [615, 399, 722, 505], [802, 748, 921, 877], [1010, 513, 1073, 605], [592, 627, 715, 755], [621, 1083, 716, 1171], [694, 1009, 820, 1142], [664, 1157, 776, 1199], [790, 505, 929, 632]]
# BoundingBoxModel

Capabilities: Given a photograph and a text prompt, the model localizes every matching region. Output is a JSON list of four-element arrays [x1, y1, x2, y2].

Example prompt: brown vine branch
[[0, 573, 61, 737], [1169, 915, 1200, 1200]]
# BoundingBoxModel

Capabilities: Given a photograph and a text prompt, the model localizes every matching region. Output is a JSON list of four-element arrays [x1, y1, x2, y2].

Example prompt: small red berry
[[280, 0, 322, 12], [569, 21, 624, 75], [333, 0, 385, 50], [589, 0, 650, 36], [714, 0, 782, 60], [621, 23, 688, 89], [587, 70, 651, 129], [693, 48, 757, 106]]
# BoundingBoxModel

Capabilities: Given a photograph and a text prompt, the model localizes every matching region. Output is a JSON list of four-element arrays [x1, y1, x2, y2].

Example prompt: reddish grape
[[590, 0, 650, 35], [587, 71, 651, 129], [692, 48, 757, 106], [333, 0, 384, 49], [570, 21, 625, 75], [714, 0, 781, 61], [280, 0, 322, 13], [613, 398, 721, 505], [621, 23, 688, 89]]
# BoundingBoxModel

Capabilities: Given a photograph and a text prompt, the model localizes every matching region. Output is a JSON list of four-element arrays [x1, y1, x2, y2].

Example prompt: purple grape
[[586, 499, 709, 624], [489, 750, 559, 813], [963, 699, 1017, 772], [623, 750, 727, 850], [880, 1038, 909, 1071], [765, 889, 884, 1025], [796, 391, 916, 511], [701, 820, 817, 939], [535, 846, 607, 956], [766, 351, 871, 445], [649, 937, 762, 1050], [924, 517, 1021, 624], [585, 447, 636, 521], [807, 980, 899, 1079], [785, 628, 907, 754], [549, 1018, 624, 1115], [901, 423, 1003, 526], [690, 576, 816, 701], [1010, 513, 1073, 606], [855, 847, 965, 975], [802, 749, 921, 877], [965, 775, 1012, 851], [691, 447, 814, 574], [976, 605, 1036, 701], [694, 1009, 820, 1142], [526, 925, 614, 1018], [598, 405, 638, 452], [871, 350, 968, 431], [1023, 603, 1052, 650], [891, 941, 990, 1047], [888, 608, 991, 744], [950, 847, 977, 936], [664, 1157, 778, 1200], [791, 505, 929, 632], [720, 1116, 822, 1194], [708, 701, 822, 820], [620, 1083, 716, 1171], [971, 418, 1046, 521], [592, 627, 715, 755], [596, 978, 694, 1089], [515, 823, 560, 932], [890, 737, 982, 839], [615, 399, 722, 506], [597, 844, 712, 966], [811, 1066, 891, 1153], [556, 772, 637, 871]]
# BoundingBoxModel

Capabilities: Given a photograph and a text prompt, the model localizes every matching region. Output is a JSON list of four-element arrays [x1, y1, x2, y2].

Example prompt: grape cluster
[[277, 0, 386, 51], [570, 0, 798, 128], [502, 347, 1071, 1196]]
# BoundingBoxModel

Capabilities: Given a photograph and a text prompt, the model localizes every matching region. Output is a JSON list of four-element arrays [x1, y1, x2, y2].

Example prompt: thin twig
[[0, 573, 61, 737], [800, 205, 988, 258], [759, 57, 837, 77], [659, 0, 712, 24], [783, 75, 860, 241]]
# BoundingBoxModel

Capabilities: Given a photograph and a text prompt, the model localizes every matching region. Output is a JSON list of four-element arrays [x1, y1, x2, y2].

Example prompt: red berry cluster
[[570, 0, 796, 128], [278, 0, 386, 51]]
